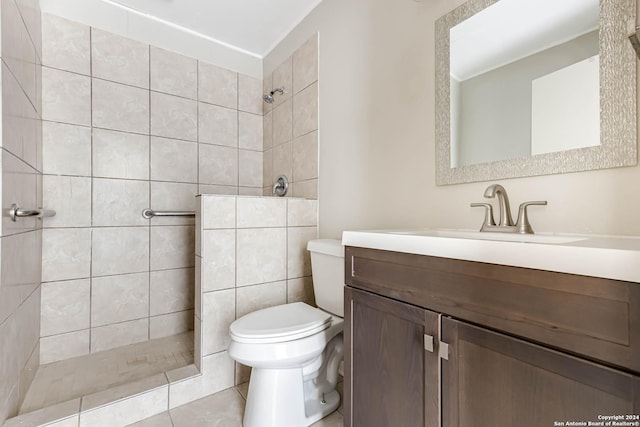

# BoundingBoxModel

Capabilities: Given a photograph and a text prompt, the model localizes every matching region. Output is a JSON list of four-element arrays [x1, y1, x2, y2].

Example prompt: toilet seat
[[230, 302, 332, 344]]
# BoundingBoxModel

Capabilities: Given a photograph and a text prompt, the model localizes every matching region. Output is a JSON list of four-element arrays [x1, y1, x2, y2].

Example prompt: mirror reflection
[[450, 0, 600, 168]]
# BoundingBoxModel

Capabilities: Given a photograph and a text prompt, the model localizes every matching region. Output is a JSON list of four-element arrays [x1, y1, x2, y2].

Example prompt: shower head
[[263, 87, 286, 104], [629, 28, 640, 59]]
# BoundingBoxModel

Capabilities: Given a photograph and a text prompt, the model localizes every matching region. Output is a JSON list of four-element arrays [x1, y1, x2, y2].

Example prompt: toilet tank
[[307, 239, 345, 317]]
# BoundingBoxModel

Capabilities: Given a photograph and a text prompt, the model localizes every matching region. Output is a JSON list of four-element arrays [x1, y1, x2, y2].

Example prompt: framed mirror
[[435, 0, 637, 185]]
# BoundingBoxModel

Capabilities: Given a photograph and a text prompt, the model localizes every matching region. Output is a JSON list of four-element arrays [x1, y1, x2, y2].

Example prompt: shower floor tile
[[20, 331, 194, 414]]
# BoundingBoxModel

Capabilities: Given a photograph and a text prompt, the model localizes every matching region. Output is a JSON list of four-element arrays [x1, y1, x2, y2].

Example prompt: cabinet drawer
[[345, 246, 640, 373]]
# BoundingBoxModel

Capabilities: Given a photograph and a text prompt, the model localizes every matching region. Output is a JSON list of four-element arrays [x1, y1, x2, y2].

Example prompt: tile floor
[[21, 332, 194, 414], [128, 380, 344, 427]]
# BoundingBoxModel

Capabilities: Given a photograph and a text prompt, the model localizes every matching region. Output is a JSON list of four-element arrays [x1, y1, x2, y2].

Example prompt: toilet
[[228, 239, 345, 427]]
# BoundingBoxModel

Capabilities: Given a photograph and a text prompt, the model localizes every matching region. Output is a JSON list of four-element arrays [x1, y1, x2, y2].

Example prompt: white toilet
[[228, 239, 345, 427]]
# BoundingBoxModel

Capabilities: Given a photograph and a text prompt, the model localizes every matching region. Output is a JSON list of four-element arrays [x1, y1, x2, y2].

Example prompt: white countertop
[[341, 228, 640, 283]]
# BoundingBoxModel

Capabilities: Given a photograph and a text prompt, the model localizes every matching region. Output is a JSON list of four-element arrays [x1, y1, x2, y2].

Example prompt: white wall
[[265, 0, 640, 238]]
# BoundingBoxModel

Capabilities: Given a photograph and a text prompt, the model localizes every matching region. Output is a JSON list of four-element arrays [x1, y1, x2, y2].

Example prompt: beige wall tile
[[287, 277, 316, 306], [237, 228, 286, 286], [90, 318, 148, 353], [272, 141, 292, 184], [272, 98, 292, 146], [198, 62, 237, 109], [287, 226, 318, 279], [149, 310, 193, 339], [238, 187, 262, 196], [287, 199, 318, 227], [168, 351, 234, 409], [91, 28, 149, 89], [198, 103, 238, 148], [42, 67, 91, 126], [293, 82, 318, 138], [292, 130, 318, 181], [292, 33, 318, 94], [194, 256, 202, 319], [151, 92, 197, 141], [92, 227, 149, 277], [201, 229, 235, 292], [42, 122, 91, 176], [238, 150, 262, 188], [93, 129, 149, 180], [238, 74, 263, 115], [150, 226, 195, 271], [236, 362, 251, 385], [237, 197, 286, 228], [263, 111, 273, 151], [262, 73, 273, 115], [150, 137, 197, 183], [198, 144, 238, 186], [42, 176, 90, 228], [263, 149, 273, 191], [42, 228, 91, 282], [1, 232, 40, 300], [202, 289, 234, 355], [2, 152, 38, 236], [272, 56, 292, 108], [291, 179, 318, 200], [150, 182, 198, 226], [198, 184, 238, 195], [150, 268, 195, 315], [42, 13, 90, 75], [92, 178, 149, 226], [91, 272, 150, 327], [238, 112, 262, 151], [202, 195, 236, 229], [40, 330, 90, 364], [92, 78, 149, 134], [150, 46, 197, 99], [236, 281, 286, 318], [79, 384, 167, 426], [41, 279, 90, 337]]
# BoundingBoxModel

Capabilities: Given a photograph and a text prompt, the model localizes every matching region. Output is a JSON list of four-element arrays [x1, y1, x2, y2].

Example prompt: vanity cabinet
[[343, 246, 640, 427]]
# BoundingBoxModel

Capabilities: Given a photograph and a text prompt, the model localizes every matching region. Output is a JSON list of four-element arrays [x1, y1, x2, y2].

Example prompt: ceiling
[[105, 0, 322, 58]]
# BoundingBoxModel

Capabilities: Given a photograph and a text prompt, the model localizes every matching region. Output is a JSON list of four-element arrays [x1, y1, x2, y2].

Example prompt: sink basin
[[386, 229, 586, 244]]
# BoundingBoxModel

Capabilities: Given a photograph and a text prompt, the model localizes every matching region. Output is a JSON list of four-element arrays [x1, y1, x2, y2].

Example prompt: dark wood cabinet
[[344, 246, 640, 427]]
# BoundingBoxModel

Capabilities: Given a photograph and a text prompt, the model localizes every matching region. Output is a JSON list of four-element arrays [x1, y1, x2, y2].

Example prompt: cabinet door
[[345, 287, 440, 427], [441, 317, 640, 427]]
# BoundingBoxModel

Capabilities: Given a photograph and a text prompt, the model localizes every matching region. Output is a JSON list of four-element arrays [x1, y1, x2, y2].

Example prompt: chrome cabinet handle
[[9, 204, 56, 222]]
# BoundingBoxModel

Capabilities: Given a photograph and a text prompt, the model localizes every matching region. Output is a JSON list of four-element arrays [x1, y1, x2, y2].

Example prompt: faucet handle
[[515, 201, 547, 234], [471, 203, 496, 231]]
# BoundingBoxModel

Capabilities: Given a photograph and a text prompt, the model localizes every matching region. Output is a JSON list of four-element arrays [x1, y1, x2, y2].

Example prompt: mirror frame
[[435, 0, 637, 185]]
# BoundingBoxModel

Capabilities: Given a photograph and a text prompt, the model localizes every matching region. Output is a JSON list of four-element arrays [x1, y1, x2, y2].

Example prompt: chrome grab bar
[[142, 209, 195, 219], [9, 204, 56, 222]]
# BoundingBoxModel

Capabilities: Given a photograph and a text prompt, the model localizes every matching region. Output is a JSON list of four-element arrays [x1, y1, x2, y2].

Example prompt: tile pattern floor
[[20, 332, 194, 414], [128, 380, 344, 427]]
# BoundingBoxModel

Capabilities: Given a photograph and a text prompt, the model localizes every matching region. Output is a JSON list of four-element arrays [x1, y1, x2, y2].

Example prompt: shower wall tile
[[238, 187, 262, 196], [263, 111, 273, 150], [236, 197, 286, 228], [150, 137, 197, 183], [91, 272, 150, 327], [292, 82, 318, 138], [150, 182, 197, 226], [238, 112, 262, 151], [201, 230, 235, 292], [272, 98, 293, 146], [198, 144, 238, 186], [201, 196, 235, 229], [262, 73, 273, 115], [40, 330, 90, 364], [92, 78, 149, 134], [291, 179, 318, 200], [91, 227, 149, 277], [238, 74, 263, 115], [272, 141, 292, 184], [42, 67, 91, 126], [150, 225, 195, 271], [287, 226, 317, 279], [198, 62, 237, 109], [238, 149, 262, 188], [198, 184, 238, 196], [92, 129, 149, 180], [272, 56, 292, 108], [202, 289, 235, 355], [287, 199, 318, 227], [42, 13, 90, 75], [236, 228, 286, 286], [150, 47, 197, 99], [150, 268, 195, 315], [92, 178, 149, 227], [198, 103, 238, 147], [42, 228, 91, 282], [263, 149, 273, 190], [150, 92, 197, 141], [292, 33, 318, 94], [292, 130, 318, 181], [2, 150, 38, 236], [236, 281, 286, 318], [150, 310, 193, 339], [42, 175, 91, 228], [40, 279, 90, 337], [287, 277, 315, 306], [42, 122, 91, 176], [90, 318, 149, 353], [91, 28, 149, 89]]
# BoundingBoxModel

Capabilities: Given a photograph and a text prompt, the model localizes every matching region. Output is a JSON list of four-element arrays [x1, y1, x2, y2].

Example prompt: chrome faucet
[[471, 184, 547, 234]]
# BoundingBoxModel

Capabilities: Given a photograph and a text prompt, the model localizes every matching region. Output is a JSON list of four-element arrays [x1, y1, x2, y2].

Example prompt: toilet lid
[[230, 302, 332, 343]]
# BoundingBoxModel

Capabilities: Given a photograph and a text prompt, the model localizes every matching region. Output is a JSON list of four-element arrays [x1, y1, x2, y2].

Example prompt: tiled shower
[[0, 1, 319, 424]]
